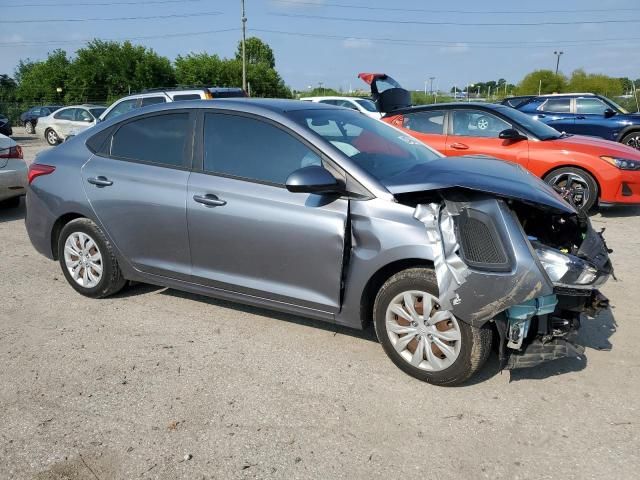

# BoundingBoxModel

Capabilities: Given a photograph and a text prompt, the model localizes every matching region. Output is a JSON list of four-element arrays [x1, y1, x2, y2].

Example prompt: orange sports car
[[359, 73, 640, 211]]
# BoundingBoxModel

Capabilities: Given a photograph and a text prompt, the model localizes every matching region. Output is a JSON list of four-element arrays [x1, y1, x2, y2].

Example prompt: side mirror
[[286, 166, 342, 194], [498, 128, 526, 141], [604, 108, 616, 118]]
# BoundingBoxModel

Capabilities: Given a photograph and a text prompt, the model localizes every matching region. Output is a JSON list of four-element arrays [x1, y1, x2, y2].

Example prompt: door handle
[[450, 142, 469, 150], [193, 194, 227, 207], [536, 114, 546, 118], [576, 115, 586, 119], [87, 176, 113, 187]]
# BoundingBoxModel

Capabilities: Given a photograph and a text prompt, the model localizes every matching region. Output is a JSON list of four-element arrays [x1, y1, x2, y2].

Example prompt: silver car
[[36, 105, 106, 145], [25, 100, 611, 385], [0, 134, 27, 207]]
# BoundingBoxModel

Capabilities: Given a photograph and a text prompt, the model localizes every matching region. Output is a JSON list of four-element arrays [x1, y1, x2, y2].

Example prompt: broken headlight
[[535, 246, 598, 287]]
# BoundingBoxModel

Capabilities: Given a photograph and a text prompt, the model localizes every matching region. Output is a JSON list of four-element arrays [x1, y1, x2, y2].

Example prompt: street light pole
[[429, 76, 435, 95], [554, 50, 563, 75], [241, 0, 247, 93]]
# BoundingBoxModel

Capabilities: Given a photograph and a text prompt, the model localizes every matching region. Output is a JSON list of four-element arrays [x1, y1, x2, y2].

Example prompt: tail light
[[0, 145, 23, 159], [28, 164, 56, 184]]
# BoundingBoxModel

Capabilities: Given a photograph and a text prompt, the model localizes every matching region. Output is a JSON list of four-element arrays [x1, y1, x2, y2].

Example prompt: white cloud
[[342, 37, 373, 49], [438, 43, 470, 54]]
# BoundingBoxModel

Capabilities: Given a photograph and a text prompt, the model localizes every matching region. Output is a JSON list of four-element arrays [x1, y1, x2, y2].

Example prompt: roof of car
[[389, 102, 507, 115], [301, 96, 367, 101], [59, 104, 106, 109]]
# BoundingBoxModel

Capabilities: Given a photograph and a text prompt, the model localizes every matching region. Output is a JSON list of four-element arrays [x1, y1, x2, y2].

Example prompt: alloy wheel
[[624, 134, 640, 150], [547, 171, 590, 210], [385, 290, 462, 371], [47, 129, 58, 145], [63, 232, 103, 288]]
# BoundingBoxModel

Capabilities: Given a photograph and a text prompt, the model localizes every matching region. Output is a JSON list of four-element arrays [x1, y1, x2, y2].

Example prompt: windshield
[[290, 108, 440, 181], [495, 105, 564, 140], [355, 98, 378, 112], [90, 108, 106, 119], [603, 97, 629, 114]]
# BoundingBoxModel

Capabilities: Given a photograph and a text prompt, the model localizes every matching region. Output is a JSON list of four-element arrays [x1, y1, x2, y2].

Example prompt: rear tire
[[25, 121, 35, 134], [621, 131, 640, 150], [58, 218, 126, 298], [45, 128, 60, 146], [543, 167, 598, 212], [373, 268, 492, 386]]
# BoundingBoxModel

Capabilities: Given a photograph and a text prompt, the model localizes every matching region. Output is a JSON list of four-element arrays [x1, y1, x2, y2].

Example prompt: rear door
[[445, 109, 529, 167], [535, 97, 575, 132], [186, 111, 348, 313], [82, 111, 193, 279]]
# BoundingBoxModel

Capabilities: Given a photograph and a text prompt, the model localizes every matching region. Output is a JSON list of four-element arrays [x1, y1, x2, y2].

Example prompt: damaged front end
[[406, 191, 612, 370]]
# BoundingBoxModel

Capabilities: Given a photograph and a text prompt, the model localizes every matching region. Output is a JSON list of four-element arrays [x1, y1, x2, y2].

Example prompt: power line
[[252, 28, 640, 49], [0, 11, 223, 24], [270, 12, 640, 27], [0, 28, 239, 48], [272, 0, 639, 15], [4, 0, 206, 7]]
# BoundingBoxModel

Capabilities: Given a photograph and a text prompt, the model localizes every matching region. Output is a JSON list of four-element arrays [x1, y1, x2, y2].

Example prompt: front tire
[[58, 218, 126, 298], [543, 167, 598, 212], [621, 131, 640, 150], [25, 121, 35, 134], [374, 268, 492, 386], [45, 128, 60, 146]]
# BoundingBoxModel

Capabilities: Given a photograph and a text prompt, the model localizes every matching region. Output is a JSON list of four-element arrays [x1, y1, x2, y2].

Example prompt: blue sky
[[1, 0, 639, 92]]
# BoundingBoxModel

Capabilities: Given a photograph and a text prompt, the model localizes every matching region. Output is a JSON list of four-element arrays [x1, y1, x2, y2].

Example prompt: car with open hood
[[26, 99, 611, 385], [359, 73, 640, 212]]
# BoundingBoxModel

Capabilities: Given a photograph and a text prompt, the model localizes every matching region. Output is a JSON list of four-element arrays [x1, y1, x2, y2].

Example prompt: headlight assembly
[[535, 246, 599, 287], [600, 155, 640, 171]]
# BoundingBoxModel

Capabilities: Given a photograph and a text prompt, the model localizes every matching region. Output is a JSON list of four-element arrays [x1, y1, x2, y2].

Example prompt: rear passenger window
[[203, 113, 321, 184], [110, 113, 189, 167], [403, 111, 445, 134], [539, 98, 571, 113], [140, 96, 166, 107]]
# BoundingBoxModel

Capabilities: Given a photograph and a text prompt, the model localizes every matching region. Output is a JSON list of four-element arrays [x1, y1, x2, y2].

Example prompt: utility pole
[[241, 0, 247, 93], [554, 50, 563, 75], [429, 76, 435, 95]]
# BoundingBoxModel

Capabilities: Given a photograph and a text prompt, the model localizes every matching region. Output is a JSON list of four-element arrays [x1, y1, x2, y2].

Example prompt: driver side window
[[451, 110, 511, 138]]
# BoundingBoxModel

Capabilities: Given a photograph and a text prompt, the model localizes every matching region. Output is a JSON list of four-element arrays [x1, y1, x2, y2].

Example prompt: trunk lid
[[357, 73, 412, 113]]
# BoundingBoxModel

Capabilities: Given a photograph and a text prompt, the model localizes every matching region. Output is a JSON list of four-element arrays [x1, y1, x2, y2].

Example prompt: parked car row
[[356, 73, 640, 213]]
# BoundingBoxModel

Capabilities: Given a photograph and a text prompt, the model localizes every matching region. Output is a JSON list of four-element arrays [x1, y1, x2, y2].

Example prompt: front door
[[187, 112, 348, 313], [82, 111, 194, 280], [572, 96, 615, 138], [391, 110, 448, 153], [445, 109, 529, 168]]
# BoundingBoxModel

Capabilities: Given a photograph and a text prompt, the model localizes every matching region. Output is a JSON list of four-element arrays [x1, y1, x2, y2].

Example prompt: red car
[[359, 73, 640, 211]]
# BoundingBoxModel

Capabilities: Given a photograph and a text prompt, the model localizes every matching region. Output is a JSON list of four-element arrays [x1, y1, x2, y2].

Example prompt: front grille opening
[[456, 210, 511, 271]]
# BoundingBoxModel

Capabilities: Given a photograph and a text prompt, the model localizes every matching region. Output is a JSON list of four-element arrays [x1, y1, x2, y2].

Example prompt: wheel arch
[[616, 125, 640, 142], [51, 212, 86, 260], [541, 163, 602, 200], [359, 258, 434, 329]]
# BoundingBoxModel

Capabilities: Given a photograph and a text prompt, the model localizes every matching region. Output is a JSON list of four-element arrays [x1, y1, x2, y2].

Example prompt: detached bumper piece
[[499, 290, 608, 370]]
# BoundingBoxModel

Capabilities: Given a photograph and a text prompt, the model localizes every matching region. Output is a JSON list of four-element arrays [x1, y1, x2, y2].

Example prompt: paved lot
[[1, 129, 639, 479]]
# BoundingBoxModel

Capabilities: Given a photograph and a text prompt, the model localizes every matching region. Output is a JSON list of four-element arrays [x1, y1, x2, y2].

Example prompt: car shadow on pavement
[[0, 198, 25, 223], [596, 206, 640, 218], [118, 282, 379, 343], [508, 308, 616, 382]]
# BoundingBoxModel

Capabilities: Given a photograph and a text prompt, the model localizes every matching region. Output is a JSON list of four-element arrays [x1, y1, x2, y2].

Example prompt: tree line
[[0, 37, 291, 121]]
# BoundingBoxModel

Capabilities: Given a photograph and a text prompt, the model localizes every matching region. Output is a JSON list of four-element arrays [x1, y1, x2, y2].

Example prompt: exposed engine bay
[[399, 189, 612, 370]]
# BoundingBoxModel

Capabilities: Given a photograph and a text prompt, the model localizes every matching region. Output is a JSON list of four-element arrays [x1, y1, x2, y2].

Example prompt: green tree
[[567, 69, 623, 96], [15, 50, 71, 104], [235, 37, 276, 69], [517, 69, 567, 95], [175, 51, 291, 98], [65, 40, 175, 103]]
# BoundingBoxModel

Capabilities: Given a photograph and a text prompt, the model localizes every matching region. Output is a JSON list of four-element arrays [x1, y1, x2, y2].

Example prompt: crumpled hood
[[383, 155, 575, 214], [552, 134, 640, 158]]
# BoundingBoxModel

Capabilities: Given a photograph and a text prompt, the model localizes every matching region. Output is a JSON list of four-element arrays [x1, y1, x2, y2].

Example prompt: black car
[[0, 114, 12, 136], [19, 105, 62, 134]]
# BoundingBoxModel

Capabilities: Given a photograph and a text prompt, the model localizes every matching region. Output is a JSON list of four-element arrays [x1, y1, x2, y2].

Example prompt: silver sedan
[[0, 134, 27, 207]]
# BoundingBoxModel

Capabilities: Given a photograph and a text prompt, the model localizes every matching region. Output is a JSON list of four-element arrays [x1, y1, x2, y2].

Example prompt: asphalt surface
[[1, 128, 639, 479]]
